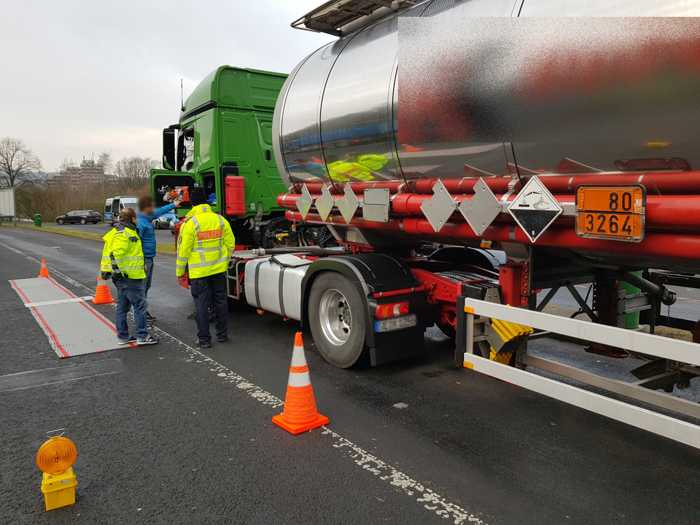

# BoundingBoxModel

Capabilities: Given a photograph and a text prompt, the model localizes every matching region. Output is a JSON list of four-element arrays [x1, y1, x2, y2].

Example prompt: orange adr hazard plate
[[576, 186, 646, 243]]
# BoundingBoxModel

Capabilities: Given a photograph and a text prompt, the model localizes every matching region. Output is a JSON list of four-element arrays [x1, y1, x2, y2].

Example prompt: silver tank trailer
[[273, 0, 700, 186]]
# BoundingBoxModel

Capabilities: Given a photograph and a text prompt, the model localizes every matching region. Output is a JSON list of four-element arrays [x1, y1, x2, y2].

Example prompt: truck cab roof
[[180, 66, 287, 121]]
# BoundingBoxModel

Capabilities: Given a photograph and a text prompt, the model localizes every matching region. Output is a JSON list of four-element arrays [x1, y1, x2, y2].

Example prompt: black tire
[[57, 219, 64, 225], [80, 218, 86, 225], [308, 272, 367, 368]]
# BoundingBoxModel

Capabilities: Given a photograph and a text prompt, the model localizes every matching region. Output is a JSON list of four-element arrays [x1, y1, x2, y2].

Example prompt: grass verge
[[5, 223, 176, 255]]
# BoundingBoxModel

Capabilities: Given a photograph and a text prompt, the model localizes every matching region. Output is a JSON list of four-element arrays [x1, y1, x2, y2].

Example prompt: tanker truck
[[159, 1, 700, 444], [152, 0, 700, 438]]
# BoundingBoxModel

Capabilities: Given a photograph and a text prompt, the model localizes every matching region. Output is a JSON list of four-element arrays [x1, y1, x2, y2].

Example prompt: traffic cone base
[[38, 258, 50, 278], [93, 276, 114, 305], [272, 412, 329, 435], [273, 332, 329, 435]]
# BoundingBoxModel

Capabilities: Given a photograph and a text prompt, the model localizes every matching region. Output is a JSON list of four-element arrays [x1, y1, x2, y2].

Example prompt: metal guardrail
[[460, 298, 700, 450]]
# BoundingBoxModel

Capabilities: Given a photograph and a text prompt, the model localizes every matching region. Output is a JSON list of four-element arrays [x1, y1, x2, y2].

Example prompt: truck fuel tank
[[244, 254, 311, 321]]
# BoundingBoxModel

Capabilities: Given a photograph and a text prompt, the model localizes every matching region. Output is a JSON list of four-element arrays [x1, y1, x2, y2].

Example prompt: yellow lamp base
[[41, 467, 77, 511]]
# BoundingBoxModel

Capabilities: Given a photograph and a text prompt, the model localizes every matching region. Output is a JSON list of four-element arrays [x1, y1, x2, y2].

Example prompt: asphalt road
[[0, 227, 698, 524]]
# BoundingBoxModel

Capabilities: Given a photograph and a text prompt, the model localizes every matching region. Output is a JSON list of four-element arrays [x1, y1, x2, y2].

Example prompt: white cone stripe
[[290, 345, 308, 367], [287, 370, 311, 387]]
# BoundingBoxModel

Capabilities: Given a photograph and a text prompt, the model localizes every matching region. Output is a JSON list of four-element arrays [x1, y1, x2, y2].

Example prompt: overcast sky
[[0, 1, 331, 172]]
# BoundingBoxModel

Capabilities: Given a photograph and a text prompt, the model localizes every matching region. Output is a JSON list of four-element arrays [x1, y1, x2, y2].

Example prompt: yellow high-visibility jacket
[[176, 204, 235, 279], [327, 160, 375, 182], [100, 224, 146, 279]]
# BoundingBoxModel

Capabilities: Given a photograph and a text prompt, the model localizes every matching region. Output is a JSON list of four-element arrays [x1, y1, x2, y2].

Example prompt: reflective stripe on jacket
[[176, 204, 235, 279], [100, 224, 147, 279]]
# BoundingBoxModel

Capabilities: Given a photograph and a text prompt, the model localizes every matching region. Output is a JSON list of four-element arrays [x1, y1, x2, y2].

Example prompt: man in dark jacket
[[136, 195, 180, 321]]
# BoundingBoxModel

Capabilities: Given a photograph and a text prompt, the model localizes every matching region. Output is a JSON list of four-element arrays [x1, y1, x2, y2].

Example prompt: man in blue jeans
[[100, 208, 158, 346], [136, 194, 181, 321]]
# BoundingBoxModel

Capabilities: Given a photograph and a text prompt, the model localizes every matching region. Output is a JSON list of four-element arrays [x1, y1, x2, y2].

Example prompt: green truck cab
[[151, 66, 289, 246]]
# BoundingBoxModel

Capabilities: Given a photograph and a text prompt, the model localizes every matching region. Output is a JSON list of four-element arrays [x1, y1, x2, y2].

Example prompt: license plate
[[576, 186, 645, 242]]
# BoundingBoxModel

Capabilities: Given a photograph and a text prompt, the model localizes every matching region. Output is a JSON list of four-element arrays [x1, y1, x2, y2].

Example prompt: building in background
[[49, 158, 111, 187]]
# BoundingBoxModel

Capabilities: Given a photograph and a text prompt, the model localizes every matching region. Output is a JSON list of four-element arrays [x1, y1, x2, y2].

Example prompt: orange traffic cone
[[38, 258, 50, 278], [92, 276, 114, 304], [273, 332, 329, 435]]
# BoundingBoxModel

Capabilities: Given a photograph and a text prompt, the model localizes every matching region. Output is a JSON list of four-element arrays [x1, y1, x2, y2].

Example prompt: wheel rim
[[318, 288, 352, 346]]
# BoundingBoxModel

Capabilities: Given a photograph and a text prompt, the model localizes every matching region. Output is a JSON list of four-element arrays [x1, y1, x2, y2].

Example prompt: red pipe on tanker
[[285, 210, 700, 263], [297, 170, 700, 196], [279, 193, 700, 231]]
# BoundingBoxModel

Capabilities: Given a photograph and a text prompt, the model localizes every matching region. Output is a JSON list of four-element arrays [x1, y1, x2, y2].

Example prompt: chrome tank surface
[[273, 0, 518, 185], [402, 11, 700, 179], [274, 0, 700, 186]]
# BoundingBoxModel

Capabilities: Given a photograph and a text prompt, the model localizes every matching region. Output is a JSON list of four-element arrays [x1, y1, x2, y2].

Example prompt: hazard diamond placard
[[507, 176, 562, 243]]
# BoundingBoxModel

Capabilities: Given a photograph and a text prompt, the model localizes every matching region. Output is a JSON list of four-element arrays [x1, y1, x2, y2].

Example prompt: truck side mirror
[[162, 127, 177, 170]]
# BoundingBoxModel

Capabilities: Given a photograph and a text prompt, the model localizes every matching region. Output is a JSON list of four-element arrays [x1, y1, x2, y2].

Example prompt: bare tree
[[0, 137, 42, 188], [97, 152, 113, 174], [115, 156, 154, 186]]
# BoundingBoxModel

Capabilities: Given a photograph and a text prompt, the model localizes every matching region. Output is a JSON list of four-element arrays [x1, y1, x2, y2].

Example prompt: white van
[[104, 196, 138, 225]]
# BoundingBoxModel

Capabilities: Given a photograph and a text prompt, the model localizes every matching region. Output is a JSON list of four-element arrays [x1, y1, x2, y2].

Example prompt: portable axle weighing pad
[[10, 277, 131, 358]]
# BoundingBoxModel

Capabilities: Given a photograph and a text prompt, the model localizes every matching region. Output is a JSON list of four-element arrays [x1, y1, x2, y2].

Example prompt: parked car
[[55, 210, 102, 225], [154, 211, 178, 230]]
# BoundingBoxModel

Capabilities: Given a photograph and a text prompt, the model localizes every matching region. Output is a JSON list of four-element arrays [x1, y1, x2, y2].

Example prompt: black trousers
[[190, 272, 228, 343]]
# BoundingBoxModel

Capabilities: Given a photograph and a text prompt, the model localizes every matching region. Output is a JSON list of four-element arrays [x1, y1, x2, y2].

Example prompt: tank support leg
[[499, 262, 530, 307], [588, 272, 628, 358]]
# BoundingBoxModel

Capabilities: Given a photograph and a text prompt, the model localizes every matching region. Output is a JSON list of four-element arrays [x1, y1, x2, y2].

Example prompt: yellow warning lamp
[[36, 436, 77, 474], [36, 436, 78, 511]]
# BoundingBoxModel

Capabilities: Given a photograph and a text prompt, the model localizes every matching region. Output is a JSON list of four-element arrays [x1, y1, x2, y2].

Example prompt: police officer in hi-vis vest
[[100, 208, 159, 346], [176, 187, 235, 349]]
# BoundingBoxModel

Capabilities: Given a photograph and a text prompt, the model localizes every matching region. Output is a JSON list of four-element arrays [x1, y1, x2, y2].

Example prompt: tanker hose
[[620, 271, 677, 306]]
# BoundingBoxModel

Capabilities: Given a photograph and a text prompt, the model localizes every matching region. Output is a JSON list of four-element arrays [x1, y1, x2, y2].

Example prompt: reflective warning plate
[[508, 176, 562, 243], [576, 185, 645, 243]]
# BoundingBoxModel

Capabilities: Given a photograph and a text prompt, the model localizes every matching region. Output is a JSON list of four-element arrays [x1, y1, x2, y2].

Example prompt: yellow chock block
[[489, 349, 513, 364], [41, 467, 77, 511], [491, 318, 534, 343]]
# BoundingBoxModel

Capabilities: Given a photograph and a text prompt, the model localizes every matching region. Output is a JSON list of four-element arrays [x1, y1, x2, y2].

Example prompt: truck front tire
[[308, 272, 367, 368]]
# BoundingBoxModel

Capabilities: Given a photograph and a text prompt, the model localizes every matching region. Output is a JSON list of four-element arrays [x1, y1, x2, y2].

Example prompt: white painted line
[[23, 296, 93, 308], [0, 359, 123, 392], [1, 240, 485, 525], [154, 325, 484, 524]]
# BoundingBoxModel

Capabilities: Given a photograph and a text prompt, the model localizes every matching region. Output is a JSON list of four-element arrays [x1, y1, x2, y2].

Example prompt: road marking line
[[2, 239, 485, 524], [22, 296, 93, 308], [153, 326, 484, 524], [0, 359, 123, 393]]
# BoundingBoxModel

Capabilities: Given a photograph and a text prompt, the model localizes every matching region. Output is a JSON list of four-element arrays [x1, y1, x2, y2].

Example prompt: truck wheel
[[80, 218, 86, 225], [308, 272, 367, 368]]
